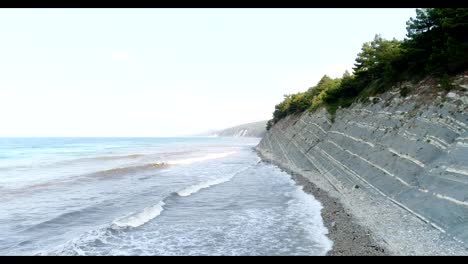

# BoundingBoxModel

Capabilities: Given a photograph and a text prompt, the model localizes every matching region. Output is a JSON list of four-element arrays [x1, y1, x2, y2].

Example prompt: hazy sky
[[0, 8, 416, 137]]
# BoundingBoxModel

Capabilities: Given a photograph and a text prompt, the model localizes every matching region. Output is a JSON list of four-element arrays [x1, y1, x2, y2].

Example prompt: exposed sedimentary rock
[[257, 76, 468, 247]]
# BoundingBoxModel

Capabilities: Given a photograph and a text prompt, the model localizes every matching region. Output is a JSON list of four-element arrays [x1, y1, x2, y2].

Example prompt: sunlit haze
[[0, 8, 416, 137]]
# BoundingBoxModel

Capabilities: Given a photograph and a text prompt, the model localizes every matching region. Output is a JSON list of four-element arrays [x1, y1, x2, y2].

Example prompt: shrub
[[439, 74, 454, 91]]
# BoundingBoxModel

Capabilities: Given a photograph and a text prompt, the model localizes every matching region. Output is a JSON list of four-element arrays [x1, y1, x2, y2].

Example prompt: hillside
[[213, 120, 267, 138]]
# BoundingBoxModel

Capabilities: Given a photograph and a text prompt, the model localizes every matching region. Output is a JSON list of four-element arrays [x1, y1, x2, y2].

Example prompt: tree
[[353, 34, 402, 82], [266, 8, 468, 127], [404, 8, 468, 74]]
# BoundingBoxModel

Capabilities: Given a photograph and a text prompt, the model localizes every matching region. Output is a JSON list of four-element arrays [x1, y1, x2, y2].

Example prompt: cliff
[[256, 74, 468, 254], [213, 120, 267, 138]]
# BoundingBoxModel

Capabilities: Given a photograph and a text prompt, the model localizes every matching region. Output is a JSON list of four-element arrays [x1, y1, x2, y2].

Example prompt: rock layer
[[257, 76, 468, 252]]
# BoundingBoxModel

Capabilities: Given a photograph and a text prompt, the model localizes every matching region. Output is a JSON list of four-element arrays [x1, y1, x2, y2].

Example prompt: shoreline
[[255, 147, 468, 256], [256, 149, 387, 256], [290, 171, 387, 256]]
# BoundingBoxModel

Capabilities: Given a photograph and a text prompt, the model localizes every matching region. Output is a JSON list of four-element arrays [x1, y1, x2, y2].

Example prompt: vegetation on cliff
[[267, 8, 468, 130]]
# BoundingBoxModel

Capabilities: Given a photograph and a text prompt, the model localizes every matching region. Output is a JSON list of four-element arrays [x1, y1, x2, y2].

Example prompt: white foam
[[288, 185, 334, 255], [112, 201, 165, 228], [177, 165, 253, 197], [167, 151, 236, 165], [177, 177, 232, 197]]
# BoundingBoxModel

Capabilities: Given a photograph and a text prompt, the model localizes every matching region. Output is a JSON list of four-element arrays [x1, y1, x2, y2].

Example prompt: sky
[[0, 8, 416, 137]]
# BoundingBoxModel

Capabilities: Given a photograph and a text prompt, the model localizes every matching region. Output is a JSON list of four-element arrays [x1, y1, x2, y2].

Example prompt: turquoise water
[[0, 137, 332, 255]]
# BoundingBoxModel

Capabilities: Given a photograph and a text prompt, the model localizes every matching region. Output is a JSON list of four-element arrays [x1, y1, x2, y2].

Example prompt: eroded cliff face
[[257, 75, 468, 245]]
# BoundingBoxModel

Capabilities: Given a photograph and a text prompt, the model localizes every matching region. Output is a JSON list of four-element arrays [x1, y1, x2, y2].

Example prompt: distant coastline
[[192, 120, 267, 138]]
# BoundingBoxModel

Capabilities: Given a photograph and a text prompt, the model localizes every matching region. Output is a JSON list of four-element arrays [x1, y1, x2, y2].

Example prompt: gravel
[[257, 149, 468, 256]]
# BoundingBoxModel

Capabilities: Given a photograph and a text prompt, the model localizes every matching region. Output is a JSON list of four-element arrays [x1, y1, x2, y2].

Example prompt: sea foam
[[112, 201, 165, 229], [177, 177, 232, 197], [168, 151, 236, 165]]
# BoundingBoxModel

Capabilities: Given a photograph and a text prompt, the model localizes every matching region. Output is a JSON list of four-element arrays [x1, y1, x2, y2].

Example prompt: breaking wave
[[111, 201, 166, 229], [110, 163, 251, 229], [177, 177, 233, 197], [167, 152, 237, 165], [1, 152, 238, 198]]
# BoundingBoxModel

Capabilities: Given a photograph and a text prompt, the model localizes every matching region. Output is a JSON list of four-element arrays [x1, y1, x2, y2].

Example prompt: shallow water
[[0, 137, 332, 255]]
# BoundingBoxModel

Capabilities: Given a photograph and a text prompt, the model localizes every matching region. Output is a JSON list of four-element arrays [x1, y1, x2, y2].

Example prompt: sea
[[0, 137, 332, 255]]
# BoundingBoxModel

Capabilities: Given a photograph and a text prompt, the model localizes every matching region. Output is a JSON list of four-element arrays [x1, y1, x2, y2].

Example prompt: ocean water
[[0, 137, 332, 255]]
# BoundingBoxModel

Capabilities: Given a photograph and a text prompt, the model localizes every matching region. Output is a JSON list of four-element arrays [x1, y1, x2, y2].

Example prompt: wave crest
[[167, 152, 236, 165], [111, 201, 166, 229], [177, 177, 232, 197], [88, 163, 169, 178]]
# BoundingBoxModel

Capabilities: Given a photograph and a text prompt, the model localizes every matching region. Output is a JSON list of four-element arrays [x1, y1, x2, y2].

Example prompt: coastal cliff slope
[[214, 120, 267, 138], [256, 75, 468, 255]]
